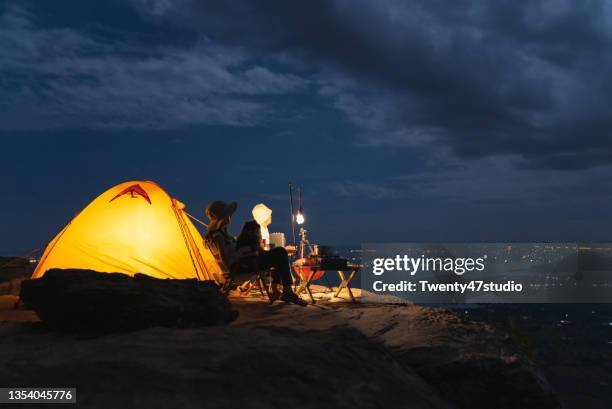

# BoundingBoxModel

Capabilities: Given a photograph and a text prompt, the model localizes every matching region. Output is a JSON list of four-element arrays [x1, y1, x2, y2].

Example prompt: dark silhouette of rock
[[0, 325, 453, 409], [0, 257, 32, 282], [20, 269, 236, 331], [398, 348, 559, 409], [326, 303, 561, 409]]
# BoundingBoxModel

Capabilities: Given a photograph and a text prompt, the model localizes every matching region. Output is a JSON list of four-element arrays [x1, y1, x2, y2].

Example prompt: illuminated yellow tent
[[32, 180, 221, 282]]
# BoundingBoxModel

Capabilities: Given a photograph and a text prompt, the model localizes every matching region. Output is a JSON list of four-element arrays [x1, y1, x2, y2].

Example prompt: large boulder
[[20, 269, 236, 332]]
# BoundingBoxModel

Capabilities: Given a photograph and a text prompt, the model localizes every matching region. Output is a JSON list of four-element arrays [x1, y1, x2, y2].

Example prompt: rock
[[0, 257, 32, 283], [0, 278, 24, 296], [0, 293, 568, 408], [250, 303, 561, 409], [399, 350, 559, 409], [0, 324, 453, 409], [20, 269, 236, 331], [0, 295, 38, 322], [343, 305, 561, 409]]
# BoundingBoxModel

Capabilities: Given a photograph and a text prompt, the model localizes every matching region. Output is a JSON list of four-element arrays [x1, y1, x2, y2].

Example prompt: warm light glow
[[296, 212, 305, 225]]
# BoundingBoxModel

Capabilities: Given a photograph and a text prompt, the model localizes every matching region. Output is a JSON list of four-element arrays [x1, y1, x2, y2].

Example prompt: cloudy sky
[[2, 0, 612, 253]]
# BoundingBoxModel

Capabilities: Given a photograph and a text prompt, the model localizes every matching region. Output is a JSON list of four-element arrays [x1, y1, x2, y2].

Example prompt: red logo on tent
[[110, 184, 152, 204]]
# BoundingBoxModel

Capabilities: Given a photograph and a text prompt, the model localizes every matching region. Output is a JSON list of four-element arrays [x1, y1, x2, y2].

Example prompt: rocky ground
[[0, 256, 31, 296], [0, 283, 563, 409]]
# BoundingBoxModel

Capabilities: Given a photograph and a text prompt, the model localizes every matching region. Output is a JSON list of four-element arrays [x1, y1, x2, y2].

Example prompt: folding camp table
[[294, 264, 359, 304]]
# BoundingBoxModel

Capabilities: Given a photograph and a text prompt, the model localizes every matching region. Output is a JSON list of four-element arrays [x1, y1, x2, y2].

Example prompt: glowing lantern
[[252, 203, 272, 249], [296, 211, 305, 225]]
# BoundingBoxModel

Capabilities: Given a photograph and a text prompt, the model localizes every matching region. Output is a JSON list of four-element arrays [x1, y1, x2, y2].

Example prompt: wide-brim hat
[[205, 200, 237, 231]]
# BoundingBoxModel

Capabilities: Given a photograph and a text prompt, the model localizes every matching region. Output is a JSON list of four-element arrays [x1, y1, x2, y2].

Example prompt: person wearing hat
[[204, 200, 306, 306]]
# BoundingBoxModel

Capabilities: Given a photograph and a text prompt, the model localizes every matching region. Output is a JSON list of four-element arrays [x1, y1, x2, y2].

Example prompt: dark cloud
[[0, 3, 306, 130], [330, 180, 399, 199], [4, 0, 612, 169], [127, 0, 612, 170]]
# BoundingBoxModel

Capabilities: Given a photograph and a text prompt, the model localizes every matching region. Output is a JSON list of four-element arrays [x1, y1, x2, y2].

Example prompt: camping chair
[[239, 269, 273, 302]]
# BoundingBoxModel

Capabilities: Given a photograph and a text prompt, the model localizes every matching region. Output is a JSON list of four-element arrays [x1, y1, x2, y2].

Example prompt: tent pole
[[171, 200, 204, 281], [289, 182, 296, 247]]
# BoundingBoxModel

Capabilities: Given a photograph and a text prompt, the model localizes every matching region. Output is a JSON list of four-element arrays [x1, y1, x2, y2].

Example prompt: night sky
[[2, 0, 612, 254]]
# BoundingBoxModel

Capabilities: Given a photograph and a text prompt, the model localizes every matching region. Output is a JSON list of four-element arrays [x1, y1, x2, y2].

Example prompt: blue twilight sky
[[2, 0, 612, 254]]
